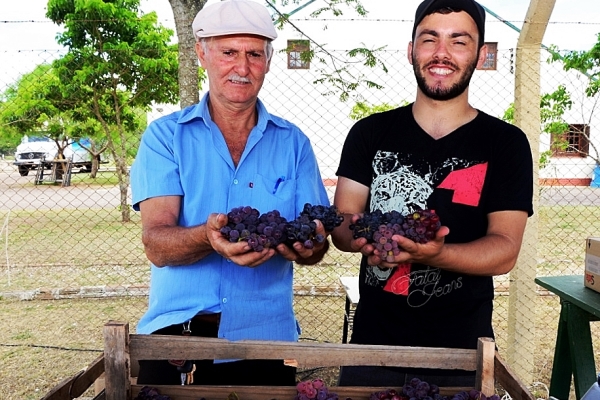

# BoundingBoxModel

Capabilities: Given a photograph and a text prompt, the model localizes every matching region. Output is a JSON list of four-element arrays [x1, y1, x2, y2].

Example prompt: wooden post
[[511, 0, 556, 385], [475, 337, 496, 396], [103, 321, 131, 400]]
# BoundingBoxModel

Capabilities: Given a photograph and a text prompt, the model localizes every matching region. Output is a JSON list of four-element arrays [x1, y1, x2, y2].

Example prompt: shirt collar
[[177, 92, 286, 131]]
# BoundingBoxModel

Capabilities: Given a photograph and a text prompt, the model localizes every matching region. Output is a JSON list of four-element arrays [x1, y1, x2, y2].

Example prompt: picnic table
[[535, 275, 600, 400]]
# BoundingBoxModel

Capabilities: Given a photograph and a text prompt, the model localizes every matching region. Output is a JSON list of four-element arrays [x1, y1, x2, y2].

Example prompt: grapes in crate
[[134, 386, 172, 400], [350, 209, 441, 262], [296, 378, 339, 400], [367, 378, 502, 400], [220, 206, 288, 251]]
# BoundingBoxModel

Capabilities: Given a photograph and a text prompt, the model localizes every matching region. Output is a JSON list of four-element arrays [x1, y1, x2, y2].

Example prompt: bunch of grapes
[[220, 206, 288, 251], [448, 389, 501, 400], [295, 378, 339, 400], [285, 214, 325, 249], [134, 386, 172, 400], [350, 209, 441, 261], [285, 204, 344, 249], [366, 379, 501, 400], [399, 377, 443, 399], [299, 203, 345, 232], [221, 204, 344, 251]]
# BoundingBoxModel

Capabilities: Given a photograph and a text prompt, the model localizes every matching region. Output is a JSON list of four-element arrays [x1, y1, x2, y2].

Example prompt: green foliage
[[349, 101, 405, 121], [269, 0, 385, 102], [46, 0, 180, 221], [549, 37, 600, 97], [503, 85, 574, 169], [271, 0, 367, 19]]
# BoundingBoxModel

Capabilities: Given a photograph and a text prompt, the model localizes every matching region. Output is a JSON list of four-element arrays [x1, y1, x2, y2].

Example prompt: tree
[[47, 0, 180, 222], [165, 0, 386, 105], [349, 101, 405, 121], [0, 64, 75, 167], [168, 0, 208, 108], [503, 85, 575, 169], [548, 41, 600, 166], [269, 0, 387, 102]]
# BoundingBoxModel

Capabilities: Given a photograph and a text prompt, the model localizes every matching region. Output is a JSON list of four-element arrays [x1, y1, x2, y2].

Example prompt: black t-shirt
[[336, 104, 534, 351]]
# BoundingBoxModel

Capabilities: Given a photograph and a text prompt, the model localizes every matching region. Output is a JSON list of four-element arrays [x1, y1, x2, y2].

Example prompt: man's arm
[[330, 177, 373, 254], [139, 196, 277, 268], [332, 177, 528, 276], [389, 210, 528, 276]]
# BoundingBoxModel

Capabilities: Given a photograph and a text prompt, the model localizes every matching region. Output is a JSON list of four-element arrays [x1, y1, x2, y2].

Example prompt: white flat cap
[[192, 0, 278, 40]]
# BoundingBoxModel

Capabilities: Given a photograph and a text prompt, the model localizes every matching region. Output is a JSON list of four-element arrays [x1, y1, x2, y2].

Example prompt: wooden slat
[[92, 389, 106, 400], [103, 321, 131, 400], [40, 354, 104, 400], [494, 351, 537, 400], [101, 322, 534, 400], [476, 337, 496, 396], [70, 354, 105, 397], [130, 385, 476, 400], [40, 374, 81, 400], [129, 334, 479, 371]]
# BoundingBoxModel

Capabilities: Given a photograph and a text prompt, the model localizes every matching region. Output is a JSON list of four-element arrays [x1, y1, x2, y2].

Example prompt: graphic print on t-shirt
[[365, 150, 486, 299]]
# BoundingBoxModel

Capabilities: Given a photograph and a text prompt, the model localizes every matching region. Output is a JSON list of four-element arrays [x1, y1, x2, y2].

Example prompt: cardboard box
[[585, 237, 600, 293]]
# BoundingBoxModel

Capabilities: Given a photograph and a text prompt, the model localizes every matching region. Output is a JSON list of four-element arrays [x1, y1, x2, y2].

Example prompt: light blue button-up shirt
[[130, 93, 329, 342]]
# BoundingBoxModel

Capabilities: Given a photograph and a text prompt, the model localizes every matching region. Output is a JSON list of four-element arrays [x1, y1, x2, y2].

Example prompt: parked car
[[13, 136, 99, 176]]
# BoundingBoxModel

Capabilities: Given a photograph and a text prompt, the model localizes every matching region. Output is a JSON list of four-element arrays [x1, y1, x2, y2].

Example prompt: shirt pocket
[[250, 174, 297, 219]]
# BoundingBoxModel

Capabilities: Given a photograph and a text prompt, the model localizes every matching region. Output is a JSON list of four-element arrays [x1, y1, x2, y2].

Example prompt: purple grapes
[[134, 386, 172, 400], [296, 379, 339, 400], [220, 206, 288, 251], [220, 204, 344, 251], [365, 378, 501, 400], [350, 209, 441, 261]]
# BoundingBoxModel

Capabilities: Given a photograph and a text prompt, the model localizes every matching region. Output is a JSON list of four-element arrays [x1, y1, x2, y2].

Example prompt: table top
[[535, 275, 600, 319], [339, 276, 360, 305]]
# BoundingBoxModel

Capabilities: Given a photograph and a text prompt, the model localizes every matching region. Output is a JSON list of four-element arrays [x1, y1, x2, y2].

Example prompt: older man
[[130, 0, 329, 386]]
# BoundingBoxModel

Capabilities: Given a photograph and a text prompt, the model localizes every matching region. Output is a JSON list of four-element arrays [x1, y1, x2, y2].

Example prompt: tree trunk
[[169, 0, 208, 109]]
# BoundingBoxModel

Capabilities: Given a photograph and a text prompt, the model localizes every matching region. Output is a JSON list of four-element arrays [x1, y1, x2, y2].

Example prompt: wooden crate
[[42, 320, 535, 400]]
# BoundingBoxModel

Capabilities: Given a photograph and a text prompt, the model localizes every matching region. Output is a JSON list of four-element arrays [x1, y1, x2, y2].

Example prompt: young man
[[130, 0, 330, 386], [331, 0, 534, 387]]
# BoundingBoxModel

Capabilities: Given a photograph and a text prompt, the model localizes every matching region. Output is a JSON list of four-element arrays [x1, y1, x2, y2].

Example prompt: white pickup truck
[[13, 136, 99, 176]]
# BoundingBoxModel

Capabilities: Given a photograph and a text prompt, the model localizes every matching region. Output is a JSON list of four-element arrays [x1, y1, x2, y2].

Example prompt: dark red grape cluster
[[220, 204, 343, 251], [400, 377, 442, 399], [134, 386, 172, 400], [366, 379, 501, 400], [448, 389, 500, 400], [350, 209, 441, 262], [295, 378, 339, 400]]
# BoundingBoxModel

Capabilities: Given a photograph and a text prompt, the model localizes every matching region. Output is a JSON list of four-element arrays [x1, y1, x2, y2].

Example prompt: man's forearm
[[428, 234, 522, 276], [142, 224, 213, 267]]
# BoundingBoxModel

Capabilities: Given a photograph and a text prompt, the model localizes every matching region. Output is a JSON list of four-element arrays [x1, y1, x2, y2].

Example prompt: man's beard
[[413, 55, 478, 101]]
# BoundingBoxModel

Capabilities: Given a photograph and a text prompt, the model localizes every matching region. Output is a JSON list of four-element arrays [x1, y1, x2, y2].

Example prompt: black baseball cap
[[412, 0, 486, 47]]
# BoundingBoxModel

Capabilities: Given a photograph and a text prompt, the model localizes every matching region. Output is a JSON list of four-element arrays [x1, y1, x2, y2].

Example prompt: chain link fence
[[1, 43, 600, 400]]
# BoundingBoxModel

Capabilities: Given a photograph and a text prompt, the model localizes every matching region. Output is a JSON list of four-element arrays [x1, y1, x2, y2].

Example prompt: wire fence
[[1, 45, 600, 400]]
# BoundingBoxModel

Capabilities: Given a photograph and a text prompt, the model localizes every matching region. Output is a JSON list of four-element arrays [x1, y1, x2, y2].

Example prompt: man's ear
[[476, 44, 488, 69], [195, 41, 207, 68], [407, 41, 414, 65]]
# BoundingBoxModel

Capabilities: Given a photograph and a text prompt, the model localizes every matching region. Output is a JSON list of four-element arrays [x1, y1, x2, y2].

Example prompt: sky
[[1, 0, 600, 87]]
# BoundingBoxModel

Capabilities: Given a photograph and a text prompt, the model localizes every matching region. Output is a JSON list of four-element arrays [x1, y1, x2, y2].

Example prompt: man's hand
[[276, 219, 329, 265], [206, 213, 276, 268], [368, 225, 450, 268]]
